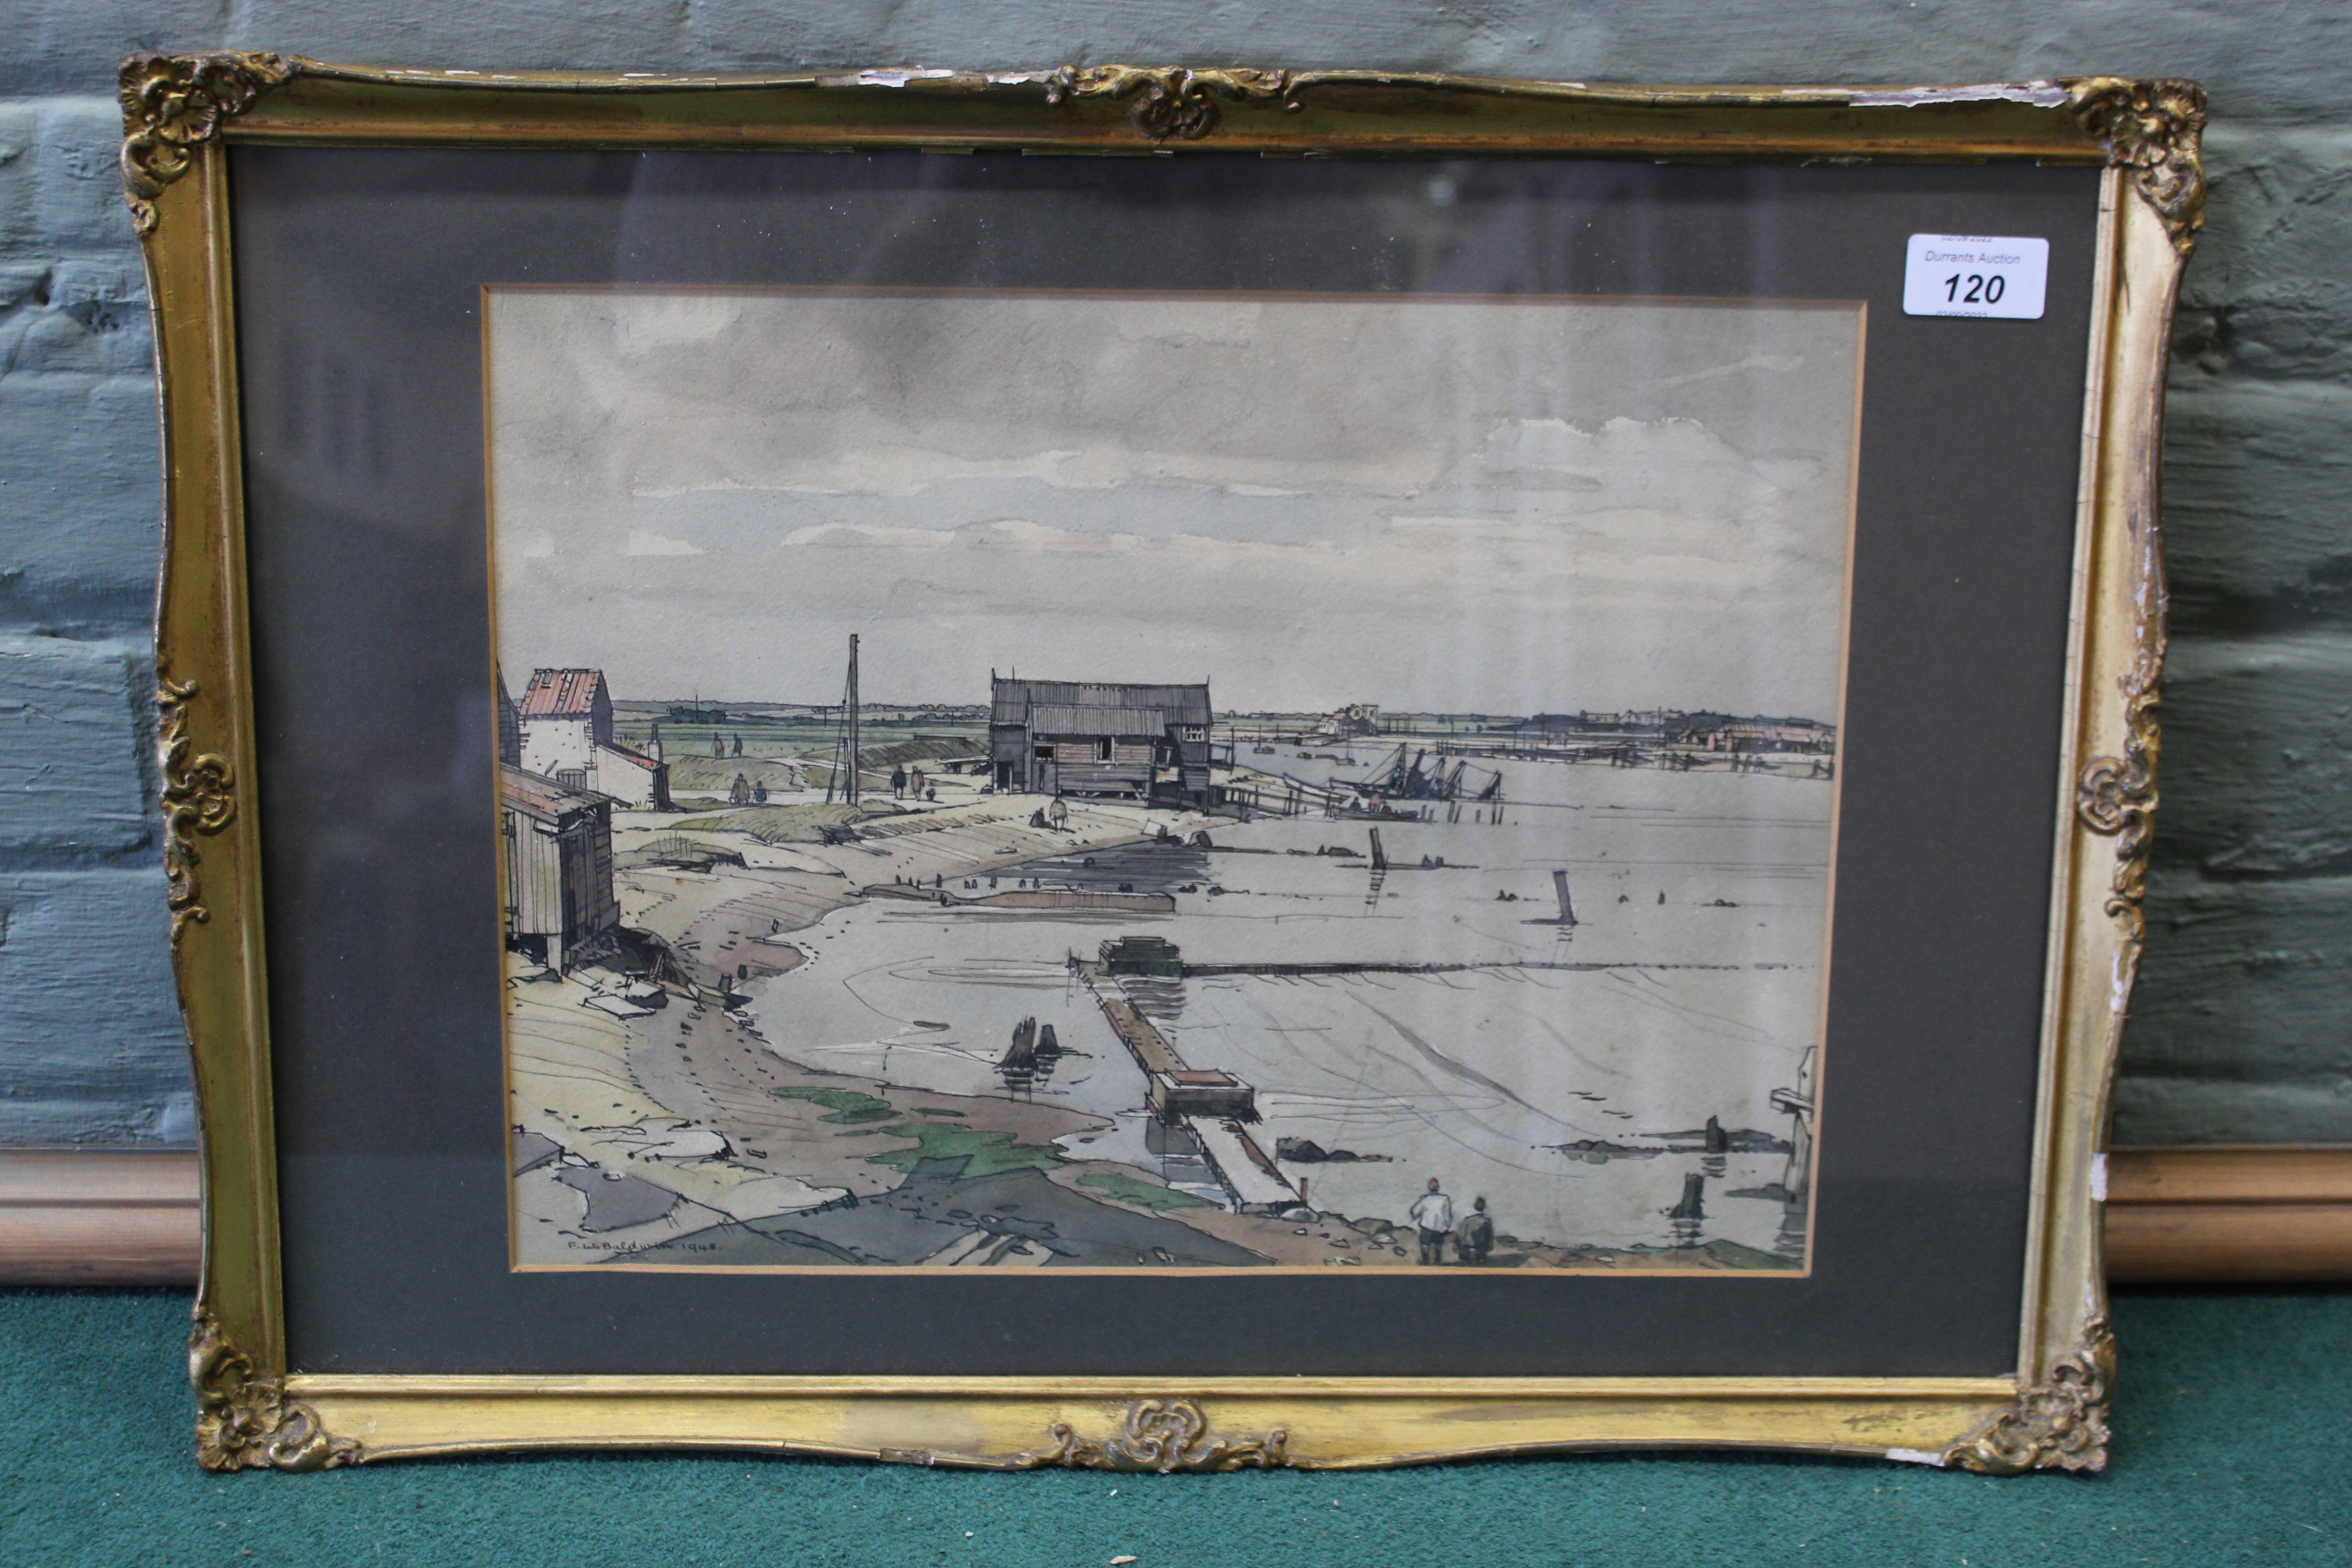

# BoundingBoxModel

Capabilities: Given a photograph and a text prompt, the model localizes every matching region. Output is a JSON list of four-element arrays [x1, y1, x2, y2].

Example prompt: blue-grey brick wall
[[0, 5, 2345, 1145]]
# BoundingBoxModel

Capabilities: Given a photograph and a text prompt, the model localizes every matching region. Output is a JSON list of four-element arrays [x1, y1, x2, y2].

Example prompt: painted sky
[[487, 288, 1861, 717]]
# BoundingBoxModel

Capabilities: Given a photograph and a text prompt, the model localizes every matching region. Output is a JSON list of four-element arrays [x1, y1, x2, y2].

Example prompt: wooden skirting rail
[[0, 1148, 201, 1284], [2, 1145, 2347, 1286], [2103, 1144, 2352, 1282]]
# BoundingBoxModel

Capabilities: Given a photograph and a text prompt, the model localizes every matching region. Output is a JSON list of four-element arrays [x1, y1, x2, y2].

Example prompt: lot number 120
[[1903, 233, 2048, 320]]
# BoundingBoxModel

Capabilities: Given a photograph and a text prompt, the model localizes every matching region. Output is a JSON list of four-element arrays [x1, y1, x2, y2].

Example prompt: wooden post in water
[[1552, 868, 1577, 926], [844, 633, 860, 807], [1670, 1171, 1707, 1244]]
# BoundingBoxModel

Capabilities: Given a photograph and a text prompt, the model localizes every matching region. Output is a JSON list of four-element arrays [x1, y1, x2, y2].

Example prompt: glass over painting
[[226, 137, 2102, 1376]]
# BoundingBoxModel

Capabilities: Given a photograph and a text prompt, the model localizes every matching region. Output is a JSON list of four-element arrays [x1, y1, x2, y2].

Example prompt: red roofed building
[[516, 667, 671, 809]]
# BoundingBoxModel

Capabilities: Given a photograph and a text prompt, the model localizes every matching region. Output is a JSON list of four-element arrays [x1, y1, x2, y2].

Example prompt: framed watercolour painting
[[131, 56, 2199, 1472]]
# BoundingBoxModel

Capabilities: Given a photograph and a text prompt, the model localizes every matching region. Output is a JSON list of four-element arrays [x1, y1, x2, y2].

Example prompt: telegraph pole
[[845, 633, 861, 806]]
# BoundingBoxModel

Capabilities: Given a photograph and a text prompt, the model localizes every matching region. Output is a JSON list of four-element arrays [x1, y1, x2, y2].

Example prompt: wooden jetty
[[1070, 956, 1301, 1214]]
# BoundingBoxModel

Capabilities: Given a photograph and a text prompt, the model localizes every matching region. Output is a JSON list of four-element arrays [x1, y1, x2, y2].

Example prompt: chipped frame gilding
[[126, 53, 2195, 1474]]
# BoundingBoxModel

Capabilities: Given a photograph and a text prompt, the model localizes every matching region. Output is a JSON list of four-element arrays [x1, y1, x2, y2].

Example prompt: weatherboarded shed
[[989, 678, 1213, 808], [498, 765, 619, 971]]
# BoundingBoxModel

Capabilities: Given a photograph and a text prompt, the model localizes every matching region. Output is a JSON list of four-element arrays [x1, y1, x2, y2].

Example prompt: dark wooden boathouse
[[988, 677, 1213, 808]]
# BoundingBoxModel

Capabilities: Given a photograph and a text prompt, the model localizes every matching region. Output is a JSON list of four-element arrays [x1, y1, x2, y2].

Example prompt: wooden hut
[[988, 677, 1213, 808], [498, 764, 619, 971]]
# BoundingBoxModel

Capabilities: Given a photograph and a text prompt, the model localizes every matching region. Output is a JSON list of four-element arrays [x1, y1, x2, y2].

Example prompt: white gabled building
[[516, 667, 671, 809]]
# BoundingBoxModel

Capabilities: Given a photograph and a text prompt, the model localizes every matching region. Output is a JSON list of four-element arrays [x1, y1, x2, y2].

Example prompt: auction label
[[1902, 233, 2048, 319]]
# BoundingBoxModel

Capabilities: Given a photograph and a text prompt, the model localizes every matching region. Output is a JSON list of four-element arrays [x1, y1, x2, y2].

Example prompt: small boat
[[999, 1016, 1040, 1095]]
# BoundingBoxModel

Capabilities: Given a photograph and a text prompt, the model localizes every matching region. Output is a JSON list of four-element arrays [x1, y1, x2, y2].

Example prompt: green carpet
[[3, 1288, 2346, 1567]]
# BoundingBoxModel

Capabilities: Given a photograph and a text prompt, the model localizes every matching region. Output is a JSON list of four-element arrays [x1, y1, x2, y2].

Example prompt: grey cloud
[[490, 289, 1861, 717]]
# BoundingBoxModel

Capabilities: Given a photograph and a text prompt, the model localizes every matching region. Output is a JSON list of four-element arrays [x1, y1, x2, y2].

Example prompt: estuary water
[[748, 741, 1831, 1259]]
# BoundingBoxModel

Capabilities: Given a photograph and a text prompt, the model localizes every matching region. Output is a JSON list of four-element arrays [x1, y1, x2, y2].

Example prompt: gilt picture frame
[[129, 54, 2197, 1472]]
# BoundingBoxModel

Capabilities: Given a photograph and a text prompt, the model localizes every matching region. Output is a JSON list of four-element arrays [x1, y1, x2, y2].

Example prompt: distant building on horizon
[[1308, 702, 1381, 740], [989, 677, 1213, 808], [1511, 710, 1836, 755], [1674, 713, 1838, 754], [1516, 710, 1683, 737], [516, 667, 671, 809]]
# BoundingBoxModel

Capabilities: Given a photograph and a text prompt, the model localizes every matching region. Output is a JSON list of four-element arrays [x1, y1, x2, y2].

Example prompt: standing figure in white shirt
[[1409, 1178, 1454, 1266]]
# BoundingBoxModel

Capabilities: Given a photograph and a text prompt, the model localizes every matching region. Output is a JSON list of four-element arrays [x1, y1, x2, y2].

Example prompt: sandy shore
[[512, 790, 1219, 1265]]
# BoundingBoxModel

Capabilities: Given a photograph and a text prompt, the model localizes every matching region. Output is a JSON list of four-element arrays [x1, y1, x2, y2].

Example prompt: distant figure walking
[[1410, 1178, 1454, 1266], [731, 734, 743, 757], [1455, 1197, 1494, 1266], [890, 766, 907, 799]]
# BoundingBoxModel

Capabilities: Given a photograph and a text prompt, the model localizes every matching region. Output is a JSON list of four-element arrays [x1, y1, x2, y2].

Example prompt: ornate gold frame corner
[[191, 1307, 359, 1471], [129, 58, 2195, 1474]]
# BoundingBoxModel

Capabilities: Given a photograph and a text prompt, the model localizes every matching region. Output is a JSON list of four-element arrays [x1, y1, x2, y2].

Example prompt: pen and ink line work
[[487, 287, 1857, 1272]]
